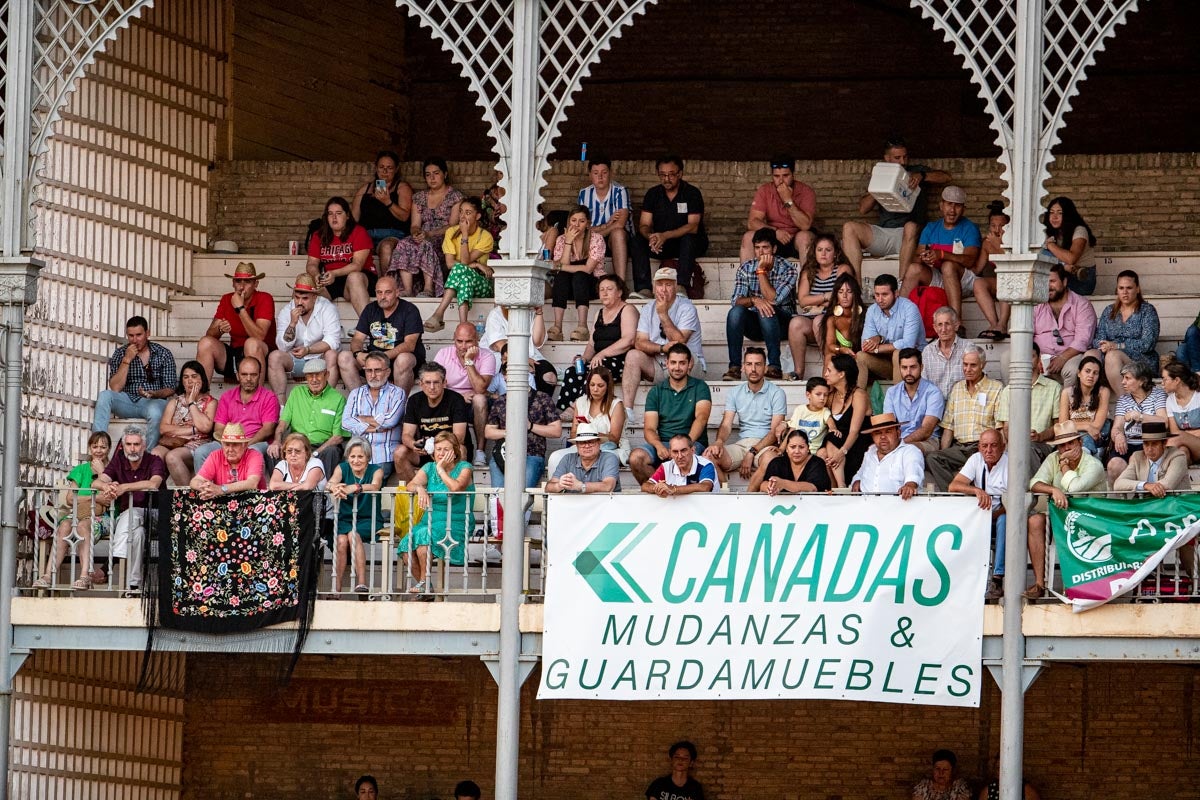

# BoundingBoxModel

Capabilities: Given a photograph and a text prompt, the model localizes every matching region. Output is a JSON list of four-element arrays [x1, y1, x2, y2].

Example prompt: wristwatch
[[220, 484, 228, 494], [749, 446, 758, 456], [783, 200, 794, 209]]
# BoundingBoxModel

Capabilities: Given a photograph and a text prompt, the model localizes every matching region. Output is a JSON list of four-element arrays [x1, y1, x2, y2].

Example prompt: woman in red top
[[305, 196, 376, 315]]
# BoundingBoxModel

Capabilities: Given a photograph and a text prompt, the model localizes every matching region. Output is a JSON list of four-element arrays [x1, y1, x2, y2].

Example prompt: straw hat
[[1047, 420, 1084, 446], [861, 412, 903, 434], [224, 262, 266, 280], [219, 423, 253, 444]]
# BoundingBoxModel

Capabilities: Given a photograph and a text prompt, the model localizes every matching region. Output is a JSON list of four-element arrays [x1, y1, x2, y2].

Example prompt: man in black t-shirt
[[645, 740, 705, 800], [394, 362, 472, 480], [338, 275, 425, 392], [630, 155, 709, 296]]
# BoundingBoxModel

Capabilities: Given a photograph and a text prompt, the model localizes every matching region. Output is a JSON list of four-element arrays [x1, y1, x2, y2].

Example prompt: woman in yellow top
[[423, 197, 495, 333]]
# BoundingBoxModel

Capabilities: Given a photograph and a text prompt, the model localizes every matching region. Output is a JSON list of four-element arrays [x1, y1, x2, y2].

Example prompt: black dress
[[825, 389, 870, 481]]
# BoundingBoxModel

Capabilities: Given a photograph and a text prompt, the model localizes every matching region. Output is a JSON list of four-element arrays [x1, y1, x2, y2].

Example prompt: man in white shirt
[[641, 434, 720, 497], [851, 413, 924, 499], [622, 267, 704, 411], [949, 428, 1008, 599], [267, 274, 342, 401]]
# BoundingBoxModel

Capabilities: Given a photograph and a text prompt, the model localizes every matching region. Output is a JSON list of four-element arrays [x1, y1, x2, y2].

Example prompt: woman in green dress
[[422, 197, 495, 333], [328, 437, 382, 595], [405, 431, 474, 594]]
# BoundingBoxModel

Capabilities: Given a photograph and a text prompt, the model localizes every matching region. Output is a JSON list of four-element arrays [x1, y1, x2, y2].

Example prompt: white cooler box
[[868, 162, 921, 213]]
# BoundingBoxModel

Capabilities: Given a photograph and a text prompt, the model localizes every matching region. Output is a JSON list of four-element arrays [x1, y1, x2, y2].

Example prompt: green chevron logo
[[573, 521, 656, 602]]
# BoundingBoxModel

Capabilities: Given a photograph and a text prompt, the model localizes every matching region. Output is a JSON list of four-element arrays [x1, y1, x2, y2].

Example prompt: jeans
[[93, 391, 167, 450], [490, 454, 545, 491], [630, 231, 708, 292], [993, 513, 1007, 577], [726, 304, 793, 368], [1177, 325, 1200, 372]]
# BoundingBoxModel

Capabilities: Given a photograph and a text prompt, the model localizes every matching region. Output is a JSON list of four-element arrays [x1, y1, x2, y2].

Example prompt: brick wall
[[180, 654, 1200, 800], [209, 152, 1200, 259]]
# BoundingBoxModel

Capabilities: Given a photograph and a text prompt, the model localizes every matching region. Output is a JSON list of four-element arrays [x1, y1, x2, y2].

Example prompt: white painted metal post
[[997, 1, 1046, 798], [1, 0, 36, 257], [494, 6, 543, 799]]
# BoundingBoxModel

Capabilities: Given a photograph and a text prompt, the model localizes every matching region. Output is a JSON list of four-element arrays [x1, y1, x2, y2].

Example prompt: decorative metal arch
[[912, 0, 1140, 250], [396, 0, 657, 259], [0, 0, 154, 253]]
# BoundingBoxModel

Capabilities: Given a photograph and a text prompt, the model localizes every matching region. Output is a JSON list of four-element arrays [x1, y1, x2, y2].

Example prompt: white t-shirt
[[957, 451, 1009, 505], [481, 306, 547, 362]]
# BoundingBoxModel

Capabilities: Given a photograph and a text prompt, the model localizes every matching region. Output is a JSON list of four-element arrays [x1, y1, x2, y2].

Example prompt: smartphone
[[375, 179, 387, 193]]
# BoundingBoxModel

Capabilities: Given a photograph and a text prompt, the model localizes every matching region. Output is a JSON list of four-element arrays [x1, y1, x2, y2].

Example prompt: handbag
[[392, 487, 425, 545], [158, 435, 189, 450]]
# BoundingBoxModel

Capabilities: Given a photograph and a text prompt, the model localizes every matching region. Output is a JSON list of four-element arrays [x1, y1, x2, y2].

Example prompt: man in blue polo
[[704, 347, 787, 480], [900, 185, 982, 325], [883, 347, 944, 454]]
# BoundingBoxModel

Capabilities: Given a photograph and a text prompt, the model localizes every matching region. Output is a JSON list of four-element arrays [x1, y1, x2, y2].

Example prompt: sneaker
[[629, 290, 650, 300], [1021, 583, 1045, 600], [765, 366, 784, 380], [474, 449, 488, 467], [721, 367, 741, 381], [984, 576, 1004, 600], [484, 545, 503, 564]]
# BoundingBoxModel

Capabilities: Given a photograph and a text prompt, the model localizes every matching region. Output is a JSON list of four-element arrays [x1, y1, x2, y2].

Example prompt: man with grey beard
[[341, 351, 406, 480]]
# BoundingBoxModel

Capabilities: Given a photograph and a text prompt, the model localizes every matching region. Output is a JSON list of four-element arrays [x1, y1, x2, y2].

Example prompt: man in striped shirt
[[341, 351, 406, 479], [577, 156, 632, 283]]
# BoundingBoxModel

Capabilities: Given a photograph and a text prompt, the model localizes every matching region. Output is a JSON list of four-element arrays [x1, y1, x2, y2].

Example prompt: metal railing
[[15, 485, 547, 601], [15, 485, 1200, 604]]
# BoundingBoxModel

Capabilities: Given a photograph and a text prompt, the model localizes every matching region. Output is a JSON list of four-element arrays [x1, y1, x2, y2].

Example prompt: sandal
[[408, 580, 427, 594], [547, 324, 563, 341], [978, 329, 1000, 341], [786, 372, 802, 381], [422, 318, 445, 333], [992, 331, 1009, 341], [570, 326, 589, 342], [72, 575, 93, 591], [31, 577, 50, 589]]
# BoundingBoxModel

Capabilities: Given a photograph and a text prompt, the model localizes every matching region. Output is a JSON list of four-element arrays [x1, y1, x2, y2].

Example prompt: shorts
[[368, 228, 408, 246], [327, 270, 378, 302], [289, 356, 325, 378], [634, 439, 698, 468], [867, 225, 905, 257], [221, 344, 245, 380], [929, 262, 976, 292], [651, 355, 707, 383], [723, 437, 767, 466]]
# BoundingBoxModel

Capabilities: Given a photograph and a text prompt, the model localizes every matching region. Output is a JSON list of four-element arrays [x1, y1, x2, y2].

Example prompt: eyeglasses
[[1052, 328, 1064, 346], [656, 171, 680, 179]]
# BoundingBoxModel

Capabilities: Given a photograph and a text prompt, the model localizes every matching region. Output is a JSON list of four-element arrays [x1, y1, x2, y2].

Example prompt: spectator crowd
[[52, 139, 1192, 600]]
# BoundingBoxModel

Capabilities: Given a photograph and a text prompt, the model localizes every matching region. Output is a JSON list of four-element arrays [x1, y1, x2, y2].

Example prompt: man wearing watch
[[739, 154, 816, 264], [191, 423, 266, 500], [338, 275, 424, 394], [704, 348, 787, 482], [621, 267, 704, 412], [841, 136, 952, 275], [196, 261, 275, 381]]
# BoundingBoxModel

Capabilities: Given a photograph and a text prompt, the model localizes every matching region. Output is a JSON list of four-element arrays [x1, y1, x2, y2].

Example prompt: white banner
[[538, 494, 990, 707]]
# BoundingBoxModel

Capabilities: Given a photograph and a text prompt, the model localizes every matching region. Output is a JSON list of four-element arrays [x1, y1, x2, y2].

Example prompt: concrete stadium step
[[192, 251, 1200, 302]]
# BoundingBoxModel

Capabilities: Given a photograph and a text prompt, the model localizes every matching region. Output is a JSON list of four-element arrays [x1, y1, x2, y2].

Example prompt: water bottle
[[475, 313, 485, 338], [580, 141, 588, 161], [540, 247, 551, 262], [574, 355, 586, 376]]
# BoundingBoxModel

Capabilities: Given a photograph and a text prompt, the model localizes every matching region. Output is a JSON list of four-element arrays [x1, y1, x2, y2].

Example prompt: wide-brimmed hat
[[653, 267, 678, 283], [1047, 420, 1085, 446], [569, 423, 604, 443], [219, 423, 253, 444], [224, 261, 266, 280], [302, 359, 328, 375], [288, 273, 319, 293], [1141, 420, 1170, 442], [861, 412, 903, 434]]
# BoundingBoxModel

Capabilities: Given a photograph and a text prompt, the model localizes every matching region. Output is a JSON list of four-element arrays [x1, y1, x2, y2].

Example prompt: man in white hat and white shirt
[[546, 423, 621, 494], [851, 412, 924, 499], [267, 273, 343, 401], [622, 266, 704, 411]]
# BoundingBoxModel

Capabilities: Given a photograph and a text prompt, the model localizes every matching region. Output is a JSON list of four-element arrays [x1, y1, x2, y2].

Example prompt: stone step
[[191, 251, 1200, 299]]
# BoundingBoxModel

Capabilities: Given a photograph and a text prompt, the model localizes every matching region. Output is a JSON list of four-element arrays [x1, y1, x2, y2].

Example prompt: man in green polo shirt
[[267, 359, 348, 477], [630, 343, 713, 484]]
